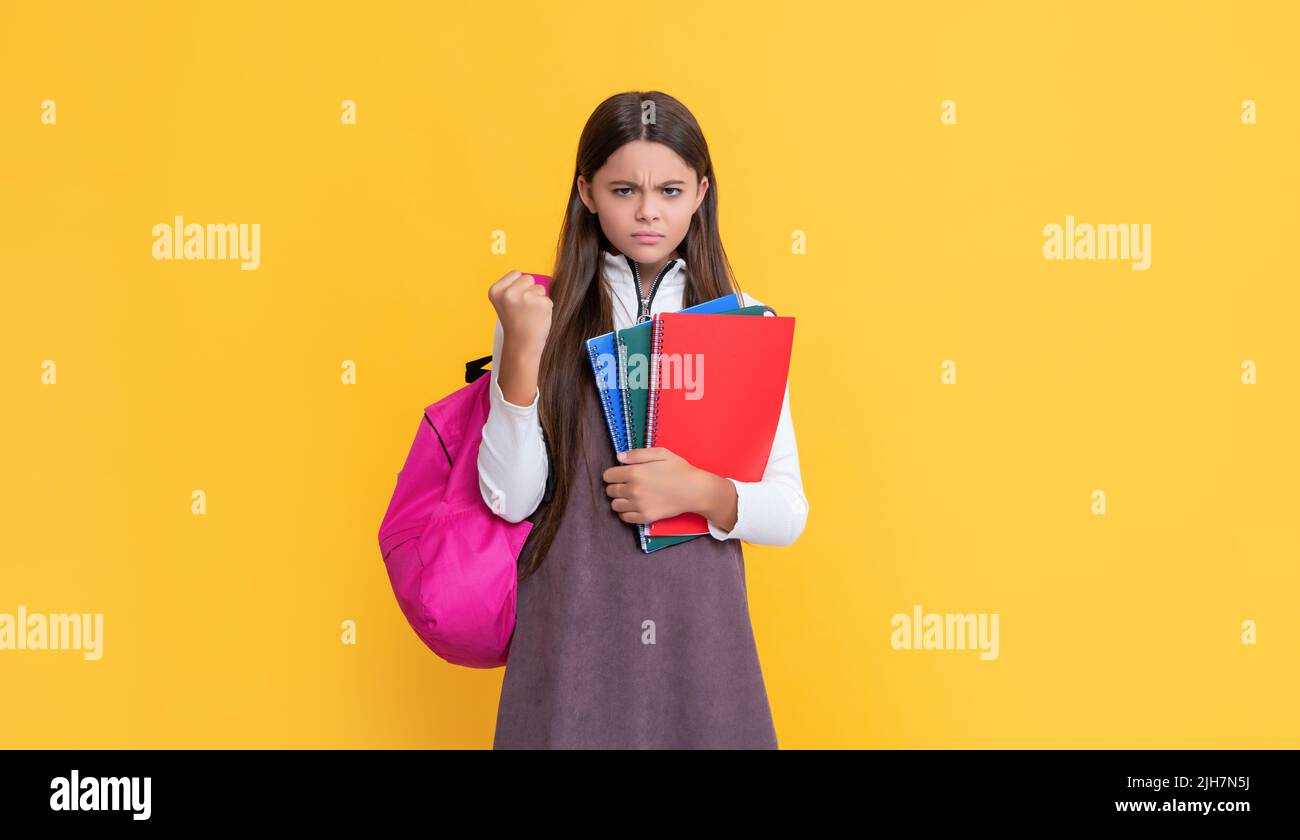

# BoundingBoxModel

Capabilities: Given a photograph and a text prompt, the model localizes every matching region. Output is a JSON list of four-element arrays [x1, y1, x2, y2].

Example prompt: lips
[[632, 232, 663, 241]]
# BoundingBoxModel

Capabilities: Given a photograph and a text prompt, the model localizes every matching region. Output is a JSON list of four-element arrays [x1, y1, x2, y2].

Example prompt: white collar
[[601, 249, 687, 323]]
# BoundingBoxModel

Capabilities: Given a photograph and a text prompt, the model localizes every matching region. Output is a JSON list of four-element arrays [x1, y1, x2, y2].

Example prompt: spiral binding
[[610, 337, 627, 448], [636, 316, 673, 551], [645, 315, 667, 450], [614, 333, 654, 551], [586, 340, 623, 451]]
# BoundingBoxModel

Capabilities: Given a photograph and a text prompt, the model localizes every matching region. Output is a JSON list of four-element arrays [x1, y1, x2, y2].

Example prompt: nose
[[635, 191, 661, 222]]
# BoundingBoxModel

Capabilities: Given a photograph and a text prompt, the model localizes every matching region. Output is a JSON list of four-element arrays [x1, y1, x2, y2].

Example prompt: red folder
[[645, 311, 796, 537]]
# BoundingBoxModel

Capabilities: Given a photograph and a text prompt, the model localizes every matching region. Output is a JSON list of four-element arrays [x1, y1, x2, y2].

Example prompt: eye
[[612, 186, 682, 197]]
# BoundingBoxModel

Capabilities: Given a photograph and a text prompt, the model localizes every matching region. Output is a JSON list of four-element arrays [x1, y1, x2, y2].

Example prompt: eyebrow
[[608, 179, 688, 188]]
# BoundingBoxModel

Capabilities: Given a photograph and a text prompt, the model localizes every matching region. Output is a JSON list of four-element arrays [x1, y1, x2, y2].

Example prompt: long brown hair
[[518, 90, 743, 581]]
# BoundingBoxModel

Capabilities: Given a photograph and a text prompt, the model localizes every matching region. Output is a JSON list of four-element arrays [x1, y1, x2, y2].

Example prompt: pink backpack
[[378, 274, 553, 668]]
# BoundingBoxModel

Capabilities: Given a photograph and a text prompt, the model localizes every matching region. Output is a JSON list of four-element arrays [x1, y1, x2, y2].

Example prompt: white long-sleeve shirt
[[477, 249, 809, 546]]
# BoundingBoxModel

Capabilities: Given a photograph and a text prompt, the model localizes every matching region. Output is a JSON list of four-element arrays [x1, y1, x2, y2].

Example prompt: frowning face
[[577, 139, 709, 274]]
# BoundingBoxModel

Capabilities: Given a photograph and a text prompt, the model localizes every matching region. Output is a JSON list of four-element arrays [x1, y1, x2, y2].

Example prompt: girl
[[477, 91, 808, 749]]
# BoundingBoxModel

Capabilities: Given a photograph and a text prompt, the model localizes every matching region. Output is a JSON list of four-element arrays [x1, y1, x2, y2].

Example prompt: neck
[[611, 249, 679, 297]]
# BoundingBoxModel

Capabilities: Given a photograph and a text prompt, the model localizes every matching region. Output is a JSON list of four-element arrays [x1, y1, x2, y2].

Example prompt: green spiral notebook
[[616, 304, 770, 552]]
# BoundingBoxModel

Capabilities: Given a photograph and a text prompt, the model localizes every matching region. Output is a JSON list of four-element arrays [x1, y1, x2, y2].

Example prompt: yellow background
[[1, 1, 1296, 748]]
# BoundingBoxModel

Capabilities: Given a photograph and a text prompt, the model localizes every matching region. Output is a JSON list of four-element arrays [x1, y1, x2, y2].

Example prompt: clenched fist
[[488, 270, 553, 361]]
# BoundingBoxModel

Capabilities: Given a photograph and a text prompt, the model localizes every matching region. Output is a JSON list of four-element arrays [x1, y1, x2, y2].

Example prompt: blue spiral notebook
[[585, 293, 743, 456]]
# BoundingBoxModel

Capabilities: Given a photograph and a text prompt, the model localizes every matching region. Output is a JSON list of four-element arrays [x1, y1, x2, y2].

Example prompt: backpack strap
[[465, 355, 492, 383], [531, 426, 556, 518]]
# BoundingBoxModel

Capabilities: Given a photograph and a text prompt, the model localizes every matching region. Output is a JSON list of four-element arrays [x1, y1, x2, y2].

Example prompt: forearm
[[497, 339, 542, 408], [703, 476, 808, 546], [693, 469, 739, 533], [477, 318, 548, 523]]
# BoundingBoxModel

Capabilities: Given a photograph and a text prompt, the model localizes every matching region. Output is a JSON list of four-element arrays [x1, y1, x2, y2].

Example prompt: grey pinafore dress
[[493, 387, 779, 749]]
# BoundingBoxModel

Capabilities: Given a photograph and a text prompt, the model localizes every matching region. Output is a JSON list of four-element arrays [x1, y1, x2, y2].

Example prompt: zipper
[[625, 255, 680, 323]]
